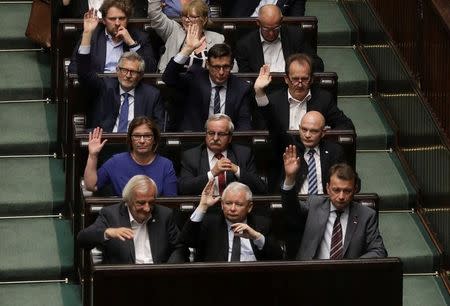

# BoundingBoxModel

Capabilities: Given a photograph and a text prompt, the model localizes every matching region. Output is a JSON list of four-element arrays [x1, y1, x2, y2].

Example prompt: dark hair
[[207, 43, 234, 63], [284, 53, 313, 77], [100, 0, 133, 18], [329, 163, 358, 187], [127, 116, 160, 152]]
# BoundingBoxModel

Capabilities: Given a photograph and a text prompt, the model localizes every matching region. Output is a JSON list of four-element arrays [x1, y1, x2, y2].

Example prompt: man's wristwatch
[[128, 41, 139, 48]]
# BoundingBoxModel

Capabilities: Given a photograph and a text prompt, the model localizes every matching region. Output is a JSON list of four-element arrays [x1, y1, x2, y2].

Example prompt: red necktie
[[215, 153, 226, 194]]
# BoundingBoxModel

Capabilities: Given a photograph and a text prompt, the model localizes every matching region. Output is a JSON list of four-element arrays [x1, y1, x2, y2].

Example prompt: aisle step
[[0, 102, 57, 155], [0, 2, 36, 49], [0, 157, 65, 216], [357, 151, 416, 209], [380, 212, 439, 273], [403, 274, 450, 306], [0, 218, 74, 281]]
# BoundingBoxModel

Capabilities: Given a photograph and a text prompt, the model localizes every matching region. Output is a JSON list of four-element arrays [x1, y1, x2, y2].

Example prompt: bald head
[[258, 5, 283, 42], [299, 111, 325, 148]]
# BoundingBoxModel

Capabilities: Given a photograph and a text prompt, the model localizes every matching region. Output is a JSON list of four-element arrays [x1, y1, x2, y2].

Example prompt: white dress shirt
[[316, 203, 349, 259], [208, 80, 227, 116], [260, 32, 285, 72], [127, 207, 153, 264], [288, 89, 311, 130], [112, 88, 135, 132]]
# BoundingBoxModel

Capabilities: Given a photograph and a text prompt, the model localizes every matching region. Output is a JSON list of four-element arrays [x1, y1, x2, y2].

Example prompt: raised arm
[[147, 0, 177, 41], [84, 127, 108, 191]]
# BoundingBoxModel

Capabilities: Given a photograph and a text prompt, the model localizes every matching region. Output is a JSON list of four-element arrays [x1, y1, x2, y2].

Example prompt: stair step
[[380, 212, 439, 273], [404, 274, 450, 306], [0, 2, 37, 49], [307, 1, 355, 45], [339, 96, 394, 150], [0, 218, 74, 281], [0, 102, 57, 155], [319, 47, 375, 95], [357, 151, 416, 210], [0, 282, 81, 306], [0, 51, 50, 100], [0, 157, 65, 216]]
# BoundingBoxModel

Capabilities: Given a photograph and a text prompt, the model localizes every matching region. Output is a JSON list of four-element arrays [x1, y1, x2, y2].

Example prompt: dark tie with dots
[[230, 235, 241, 262], [213, 86, 223, 114], [330, 210, 344, 259], [117, 92, 129, 132]]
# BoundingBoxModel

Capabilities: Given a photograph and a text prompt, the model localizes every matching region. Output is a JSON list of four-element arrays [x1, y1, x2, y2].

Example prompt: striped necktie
[[330, 210, 344, 259], [213, 86, 223, 114], [307, 149, 318, 194]]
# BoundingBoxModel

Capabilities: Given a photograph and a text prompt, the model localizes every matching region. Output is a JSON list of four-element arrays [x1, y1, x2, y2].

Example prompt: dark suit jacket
[[68, 23, 156, 74], [77, 203, 187, 264], [222, 0, 306, 17], [77, 53, 164, 130], [179, 212, 283, 262], [162, 59, 252, 131], [281, 189, 387, 260], [235, 25, 324, 73], [264, 86, 355, 131], [178, 143, 268, 195]]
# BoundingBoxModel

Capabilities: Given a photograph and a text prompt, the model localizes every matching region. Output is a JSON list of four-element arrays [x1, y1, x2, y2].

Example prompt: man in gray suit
[[281, 145, 387, 260]]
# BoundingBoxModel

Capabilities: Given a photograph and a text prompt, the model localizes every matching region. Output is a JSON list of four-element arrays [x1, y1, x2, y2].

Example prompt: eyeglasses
[[181, 15, 202, 22], [131, 134, 154, 141], [206, 131, 230, 137], [260, 25, 281, 32], [117, 67, 141, 77], [105, 16, 127, 22], [209, 65, 232, 72], [288, 76, 311, 85]]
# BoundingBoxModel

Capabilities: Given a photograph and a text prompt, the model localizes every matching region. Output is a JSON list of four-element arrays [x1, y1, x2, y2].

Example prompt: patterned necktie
[[117, 92, 129, 132], [307, 149, 318, 194], [230, 234, 241, 262], [213, 86, 223, 114], [330, 210, 344, 259], [214, 153, 226, 194]]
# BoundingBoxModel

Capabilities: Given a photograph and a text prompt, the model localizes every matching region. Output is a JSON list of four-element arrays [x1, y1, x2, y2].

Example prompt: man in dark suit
[[281, 154, 387, 260], [178, 114, 267, 195], [254, 54, 354, 131], [78, 50, 164, 131], [77, 175, 187, 264], [68, 1, 156, 74], [179, 180, 283, 262], [222, 0, 306, 17], [162, 24, 252, 131], [235, 4, 323, 73]]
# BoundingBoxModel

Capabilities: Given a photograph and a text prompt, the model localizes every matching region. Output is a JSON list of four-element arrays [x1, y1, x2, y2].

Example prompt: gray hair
[[204, 113, 235, 133], [122, 175, 158, 203], [222, 182, 252, 202], [118, 51, 145, 72]]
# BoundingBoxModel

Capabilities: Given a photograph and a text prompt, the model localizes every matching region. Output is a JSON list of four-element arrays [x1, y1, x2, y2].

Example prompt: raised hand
[[116, 25, 135, 46], [105, 227, 134, 241], [83, 8, 99, 33], [254, 64, 272, 95], [283, 145, 300, 182], [198, 179, 221, 211], [231, 223, 262, 240], [182, 23, 206, 55], [88, 127, 108, 157]]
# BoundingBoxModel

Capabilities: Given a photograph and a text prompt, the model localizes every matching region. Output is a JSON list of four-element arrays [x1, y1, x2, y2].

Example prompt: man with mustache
[[178, 114, 267, 195]]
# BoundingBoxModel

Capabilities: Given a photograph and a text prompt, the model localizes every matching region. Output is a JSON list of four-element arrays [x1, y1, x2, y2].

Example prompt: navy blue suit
[[68, 24, 156, 74], [77, 53, 164, 131], [222, 0, 306, 17], [162, 58, 252, 131], [235, 25, 324, 73]]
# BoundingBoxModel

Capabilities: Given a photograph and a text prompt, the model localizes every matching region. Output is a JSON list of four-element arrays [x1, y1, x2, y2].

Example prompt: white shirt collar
[[259, 30, 281, 44], [207, 147, 227, 163], [119, 87, 136, 97], [288, 89, 312, 105]]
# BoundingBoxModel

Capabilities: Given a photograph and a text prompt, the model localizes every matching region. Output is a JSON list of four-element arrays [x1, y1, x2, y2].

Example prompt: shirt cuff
[[129, 44, 141, 52], [253, 235, 265, 250], [207, 171, 214, 180], [174, 53, 189, 64], [235, 166, 240, 179], [255, 94, 269, 107], [282, 181, 295, 191], [78, 45, 91, 54], [190, 206, 206, 222]]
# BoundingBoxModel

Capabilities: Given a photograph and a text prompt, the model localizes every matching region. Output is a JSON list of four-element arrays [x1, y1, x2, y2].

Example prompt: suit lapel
[[220, 215, 230, 261], [343, 203, 358, 257], [133, 84, 143, 116], [200, 146, 211, 173], [119, 204, 135, 263], [225, 146, 237, 184], [319, 143, 331, 190], [224, 78, 235, 118], [280, 26, 292, 60], [147, 207, 160, 263], [279, 90, 290, 131], [201, 71, 212, 120], [98, 28, 107, 72], [252, 31, 265, 68]]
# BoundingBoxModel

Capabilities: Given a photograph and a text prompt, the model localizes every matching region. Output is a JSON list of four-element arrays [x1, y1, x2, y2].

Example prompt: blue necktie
[[213, 86, 223, 114], [118, 92, 129, 132], [307, 149, 318, 194]]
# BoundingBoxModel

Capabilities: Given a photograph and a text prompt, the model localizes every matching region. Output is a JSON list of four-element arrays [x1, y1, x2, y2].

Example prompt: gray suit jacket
[[147, 0, 224, 72], [281, 188, 387, 260]]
